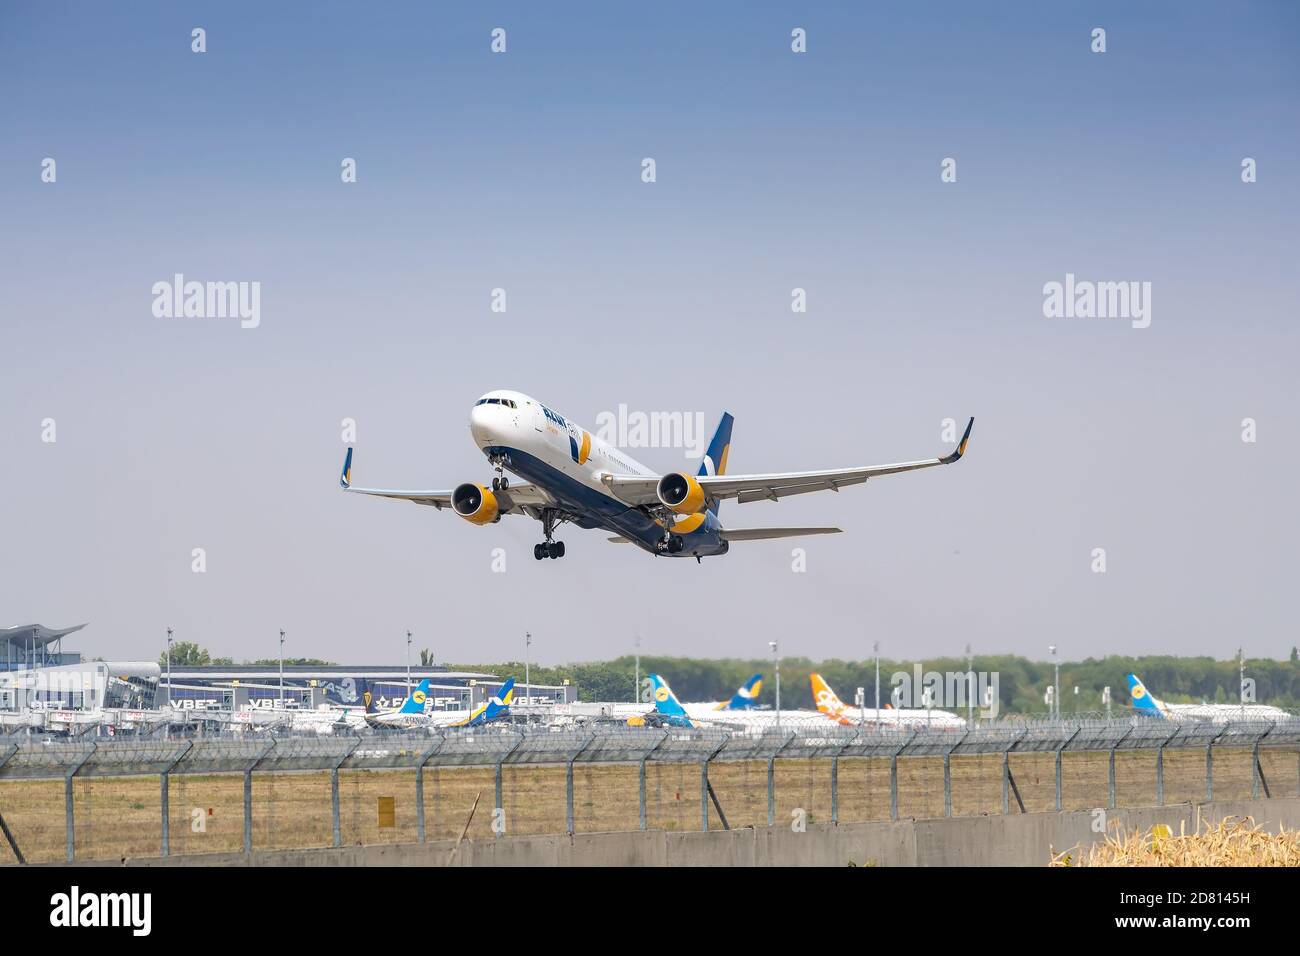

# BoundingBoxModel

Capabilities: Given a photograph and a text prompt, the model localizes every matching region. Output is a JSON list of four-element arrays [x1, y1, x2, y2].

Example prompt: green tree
[[160, 641, 211, 667]]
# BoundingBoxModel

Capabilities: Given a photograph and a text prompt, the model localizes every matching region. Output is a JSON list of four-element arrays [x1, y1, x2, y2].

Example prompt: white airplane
[[340, 390, 973, 560], [1127, 674, 1291, 723], [646, 674, 827, 730], [287, 705, 369, 735], [365, 678, 517, 730], [811, 674, 967, 730]]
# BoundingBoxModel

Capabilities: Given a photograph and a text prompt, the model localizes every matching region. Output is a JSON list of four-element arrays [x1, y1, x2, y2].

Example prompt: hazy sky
[[2, 3, 1297, 666]]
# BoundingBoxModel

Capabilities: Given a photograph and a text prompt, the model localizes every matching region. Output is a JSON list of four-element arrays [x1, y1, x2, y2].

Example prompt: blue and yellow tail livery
[[1127, 673, 1166, 718], [455, 677, 516, 727], [398, 678, 433, 715], [648, 674, 693, 727], [340, 447, 354, 489], [697, 413, 734, 515], [718, 673, 763, 710]]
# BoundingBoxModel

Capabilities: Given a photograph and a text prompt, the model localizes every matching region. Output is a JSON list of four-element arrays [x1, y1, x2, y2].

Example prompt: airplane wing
[[720, 527, 841, 541], [607, 528, 839, 543], [339, 448, 552, 514], [600, 417, 973, 507]]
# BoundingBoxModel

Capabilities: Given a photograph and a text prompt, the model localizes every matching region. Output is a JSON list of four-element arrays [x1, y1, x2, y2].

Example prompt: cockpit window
[[476, 397, 517, 408]]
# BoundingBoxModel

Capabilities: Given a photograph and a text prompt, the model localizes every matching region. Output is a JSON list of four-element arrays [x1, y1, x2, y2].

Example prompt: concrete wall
[[56, 797, 1300, 867]]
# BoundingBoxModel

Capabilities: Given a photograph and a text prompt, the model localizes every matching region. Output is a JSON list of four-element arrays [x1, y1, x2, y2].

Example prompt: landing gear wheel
[[492, 477, 501, 492], [554, 541, 565, 558], [534, 544, 545, 560]]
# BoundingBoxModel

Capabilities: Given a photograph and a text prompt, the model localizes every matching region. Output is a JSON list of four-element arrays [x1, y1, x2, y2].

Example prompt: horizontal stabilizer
[[721, 527, 841, 541]]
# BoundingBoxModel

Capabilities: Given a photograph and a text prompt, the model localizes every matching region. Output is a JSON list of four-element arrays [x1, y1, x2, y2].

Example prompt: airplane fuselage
[[470, 390, 729, 558]]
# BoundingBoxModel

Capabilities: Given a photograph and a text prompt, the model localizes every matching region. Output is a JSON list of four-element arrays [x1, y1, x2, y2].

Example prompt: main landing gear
[[534, 508, 566, 560], [655, 533, 685, 555]]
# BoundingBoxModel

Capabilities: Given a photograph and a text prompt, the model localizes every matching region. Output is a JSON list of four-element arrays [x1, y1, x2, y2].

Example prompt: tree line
[[456, 651, 1300, 714], [157, 641, 1300, 714]]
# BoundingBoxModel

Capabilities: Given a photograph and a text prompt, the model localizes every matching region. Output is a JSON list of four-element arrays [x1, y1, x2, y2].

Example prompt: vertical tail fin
[[398, 679, 432, 715], [648, 674, 693, 727], [810, 673, 847, 717], [1127, 673, 1167, 718], [810, 674, 856, 726], [697, 413, 734, 515], [457, 677, 517, 727], [485, 677, 515, 719], [719, 674, 763, 710]]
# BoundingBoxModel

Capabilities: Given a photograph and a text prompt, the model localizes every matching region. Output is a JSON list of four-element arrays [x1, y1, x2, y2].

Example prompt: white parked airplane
[[340, 390, 973, 561], [646, 675, 827, 730], [1127, 674, 1291, 723], [365, 678, 517, 730], [811, 674, 967, 730]]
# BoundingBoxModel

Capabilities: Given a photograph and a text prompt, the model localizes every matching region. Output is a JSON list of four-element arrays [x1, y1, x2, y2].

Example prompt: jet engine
[[451, 483, 500, 525], [656, 472, 706, 515]]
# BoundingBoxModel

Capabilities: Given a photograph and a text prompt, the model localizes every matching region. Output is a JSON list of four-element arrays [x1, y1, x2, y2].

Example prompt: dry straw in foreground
[[1051, 816, 1300, 867]]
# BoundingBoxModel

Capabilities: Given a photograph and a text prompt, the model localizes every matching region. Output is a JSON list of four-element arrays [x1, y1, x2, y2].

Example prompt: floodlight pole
[[279, 629, 285, 708], [524, 632, 532, 713], [1239, 647, 1246, 719], [770, 641, 780, 726], [166, 628, 173, 707], [634, 634, 641, 705], [1050, 644, 1059, 721], [873, 640, 881, 713], [406, 630, 412, 696], [965, 642, 973, 727]]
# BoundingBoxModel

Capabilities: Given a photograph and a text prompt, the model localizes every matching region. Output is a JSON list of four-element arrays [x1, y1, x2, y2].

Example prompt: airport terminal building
[[1, 623, 575, 714], [159, 664, 574, 713]]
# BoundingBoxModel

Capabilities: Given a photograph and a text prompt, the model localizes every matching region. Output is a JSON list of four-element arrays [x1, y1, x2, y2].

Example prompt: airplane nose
[[469, 403, 495, 446]]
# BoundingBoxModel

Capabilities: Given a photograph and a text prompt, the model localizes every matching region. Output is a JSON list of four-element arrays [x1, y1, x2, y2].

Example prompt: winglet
[[340, 447, 354, 489], [941, 417, 974, 464]]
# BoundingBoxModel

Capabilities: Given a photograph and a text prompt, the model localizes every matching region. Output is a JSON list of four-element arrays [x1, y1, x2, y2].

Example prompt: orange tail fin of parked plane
[[809, 673, 854, 726]]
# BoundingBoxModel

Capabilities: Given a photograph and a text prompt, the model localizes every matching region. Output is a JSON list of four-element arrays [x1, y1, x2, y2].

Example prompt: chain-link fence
[[2, 717, 1298, 864]]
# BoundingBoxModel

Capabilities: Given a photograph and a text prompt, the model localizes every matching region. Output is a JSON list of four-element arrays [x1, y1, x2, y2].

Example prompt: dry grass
[[1052, 816, 1300, 867], [0, 746, 1289, 864]]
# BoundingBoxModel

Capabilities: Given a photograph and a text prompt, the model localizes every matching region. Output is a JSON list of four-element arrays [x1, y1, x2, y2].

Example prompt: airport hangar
[[0, 624, 575, 714]]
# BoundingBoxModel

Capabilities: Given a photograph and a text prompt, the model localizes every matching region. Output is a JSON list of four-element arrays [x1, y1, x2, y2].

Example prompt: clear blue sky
[[1, 2, 1297, 665]]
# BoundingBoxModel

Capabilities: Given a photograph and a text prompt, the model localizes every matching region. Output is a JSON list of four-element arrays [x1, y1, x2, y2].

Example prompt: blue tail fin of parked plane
[[1127, 673, 1165, 718], [649, 674, 693, 727], [719, 674, 763, 710], [455, 677, 517, 727], [697, 413, 734, 515], [398, 679, 433, 715], [483, 677, 516, 721]]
